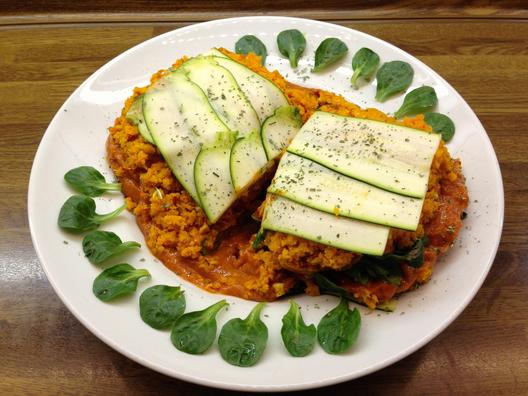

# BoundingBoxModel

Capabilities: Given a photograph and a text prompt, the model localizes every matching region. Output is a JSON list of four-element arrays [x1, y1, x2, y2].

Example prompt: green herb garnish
[[280, 300, 316, 357], [351, 47, 380, 89], [394, 86, 438, 118], [82, 230, 140, 264], [139, 285, 186, 330], [235, 35, 267, 65], [170, 300, 229, 355], [312, 38, 348, 72], [92, 263, 150, 302], [375, 60, 414, 102], [218, 303, 268, 367], [64, 166, 121, 197], [277, 29, 306, 68], [424, 112, 456, 142], [317, 298, 361, 354], [58, 195, 126, 233]]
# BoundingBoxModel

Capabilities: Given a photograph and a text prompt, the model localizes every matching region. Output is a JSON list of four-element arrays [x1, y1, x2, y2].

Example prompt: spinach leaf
[[317, 298, 361, 354], [82, 230, 140, 264], [394, 86, 438, 119], [312, 38, 348, 72], [281, 300, 316, 357], [139, 285, 186, 330], [277, 29, 306, 68], [375, 60, 414, 102], [64, 166, 121, 197], [200, 234, 222, 256], [346, 258, 403, 286], [58, 195, 126, 233], [283, 281, 306, 297], [385, 236, 429, 268], [424, 112, 456, 142], [252, 230, 266, 250], [313, 274, 394, 312], [93, 263, 150, 302], [218, 303, 268, 367], [345, 264, 371, 285], [313, 273, 355, 300], [351, 47, 380, 89], [171, 300, 228, 354], [235, 35, 267, 65]]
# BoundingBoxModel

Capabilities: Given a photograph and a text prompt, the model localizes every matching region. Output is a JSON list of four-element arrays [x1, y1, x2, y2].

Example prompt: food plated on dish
[[106, 47, 468, 310], [29, 17, 503, 389]]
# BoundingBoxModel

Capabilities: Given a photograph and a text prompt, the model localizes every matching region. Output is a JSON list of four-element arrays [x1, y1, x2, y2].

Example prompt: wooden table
[[1, 2, 527, 394]]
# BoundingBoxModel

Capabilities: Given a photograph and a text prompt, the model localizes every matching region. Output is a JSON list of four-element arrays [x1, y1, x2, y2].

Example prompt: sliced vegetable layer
[[229, 131, 269, 193], [261, 105, 302, 160], [179, 56, 260, 137], [143, 72, 230, 204], [194, 133, 238, 223], [268, 152, 424, 230], [262, 195, 389, 256], [287, 111, 441, 198], [126, 95, 154, 144], [143, 50, 297, 223], [208, 49, 289, 123]]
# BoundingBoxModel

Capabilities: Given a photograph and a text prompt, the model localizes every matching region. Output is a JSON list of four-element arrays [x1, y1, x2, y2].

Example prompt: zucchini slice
[[261, 105, 302, 160], [268, 153, 424, 230], [262, 195, 389, 256], [143, 73, 230, 205], [194, 137, 237, 223], [203, 48, 229, 58], [126, 95, 154, 144], [287, 111, 441, 198], [229, 130, 269, 193], [179, 57, 260, 138], [211, 54, 289, 123]]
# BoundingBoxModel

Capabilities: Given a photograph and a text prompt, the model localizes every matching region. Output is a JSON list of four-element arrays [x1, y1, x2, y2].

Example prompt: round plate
[[28, 16, 504, 391]]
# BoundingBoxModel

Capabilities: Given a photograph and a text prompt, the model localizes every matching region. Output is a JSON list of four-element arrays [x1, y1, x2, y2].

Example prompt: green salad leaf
[[82, 230, 140, 264], [312, 38, 348, 72], [317, 298, 361, 354], [58, 195, 126, 233], [394, 86, 438, 118], [93, 263, 150, 302], [375, 60, 414, 102], [235, 35, 267, 65], [424, 112, 456, 142], [351, 47, 380, 89], [64, 166, 121, 197], [171, 300, 229, 354], [281, 300, 316, 357], [139, 285, 186, 330], [277, 29, 306, 68], [218, 303, 268, 367]]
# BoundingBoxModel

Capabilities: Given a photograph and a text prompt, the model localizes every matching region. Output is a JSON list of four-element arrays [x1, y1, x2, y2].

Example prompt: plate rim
[[27, 15, 505, 392]]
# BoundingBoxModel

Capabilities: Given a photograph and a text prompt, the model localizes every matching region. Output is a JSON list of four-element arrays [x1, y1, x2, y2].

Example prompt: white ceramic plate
[[28, 16, 504, 392]]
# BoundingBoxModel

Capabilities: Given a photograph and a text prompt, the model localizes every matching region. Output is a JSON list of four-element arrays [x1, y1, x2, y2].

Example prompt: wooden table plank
[[1, 0, 528, 25], [1, 19, 527, 394]]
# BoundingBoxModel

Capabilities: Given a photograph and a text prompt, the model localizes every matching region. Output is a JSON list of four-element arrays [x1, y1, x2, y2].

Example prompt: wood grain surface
[[1, 3, 528, 394]]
